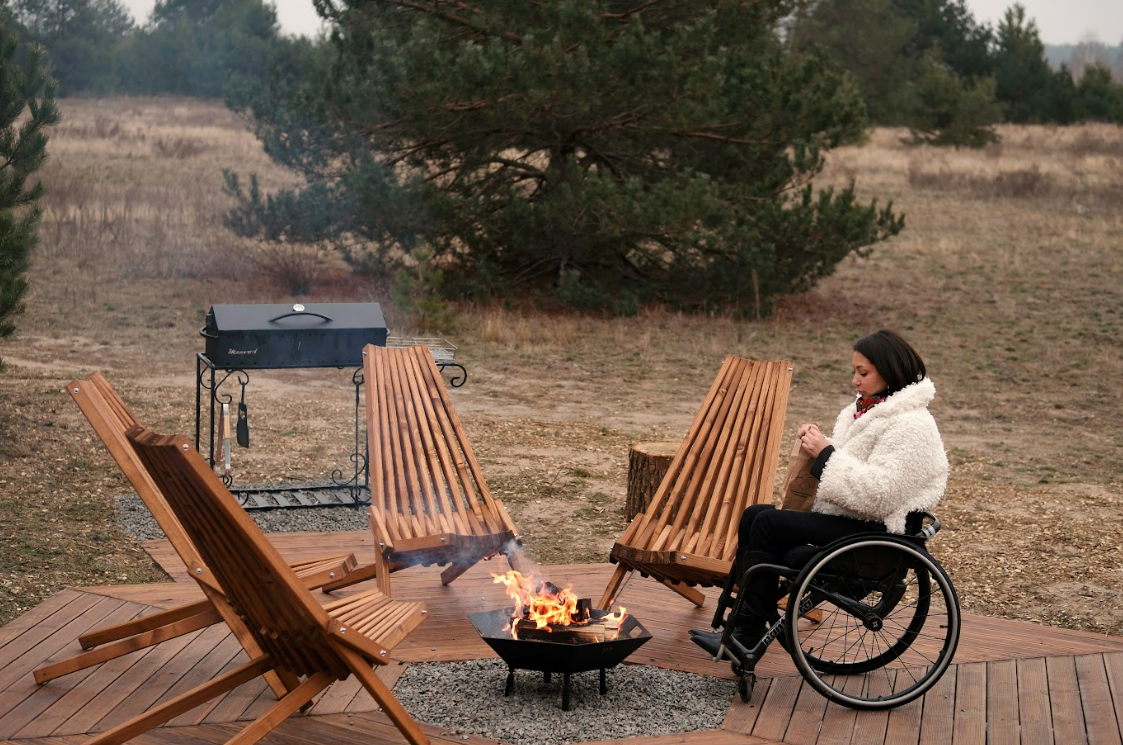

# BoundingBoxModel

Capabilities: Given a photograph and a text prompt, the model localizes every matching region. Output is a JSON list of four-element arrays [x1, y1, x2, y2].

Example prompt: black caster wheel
[[738, 672, 755, 703]]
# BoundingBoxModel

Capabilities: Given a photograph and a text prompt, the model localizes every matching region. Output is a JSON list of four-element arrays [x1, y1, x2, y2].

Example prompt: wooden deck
[[1, 529, 1122, 745]]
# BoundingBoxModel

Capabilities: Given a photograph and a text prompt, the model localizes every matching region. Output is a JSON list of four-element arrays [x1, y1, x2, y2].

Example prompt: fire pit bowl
[[468, 607, 652, 710]]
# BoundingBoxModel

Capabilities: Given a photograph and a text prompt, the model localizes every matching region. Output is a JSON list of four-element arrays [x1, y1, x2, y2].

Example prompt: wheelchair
[[695, 511, 960, 710]]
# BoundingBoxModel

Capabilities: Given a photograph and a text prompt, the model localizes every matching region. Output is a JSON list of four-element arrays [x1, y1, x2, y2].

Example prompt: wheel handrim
[[787, 538, 960, 710]]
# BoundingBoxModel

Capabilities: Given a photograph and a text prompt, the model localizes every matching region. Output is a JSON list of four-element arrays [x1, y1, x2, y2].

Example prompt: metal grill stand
[[194, 354, 370, 508]]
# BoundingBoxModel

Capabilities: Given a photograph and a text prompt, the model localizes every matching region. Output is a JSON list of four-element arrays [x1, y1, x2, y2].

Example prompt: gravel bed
[[393, 658, 732, 744], [115, 493, 368, 541]]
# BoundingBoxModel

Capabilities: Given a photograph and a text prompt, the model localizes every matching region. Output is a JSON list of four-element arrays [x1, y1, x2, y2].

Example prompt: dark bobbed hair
[[853, 330, 927, 396]]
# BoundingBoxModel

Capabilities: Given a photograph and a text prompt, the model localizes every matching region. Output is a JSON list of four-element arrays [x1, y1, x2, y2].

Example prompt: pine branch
[[601, 0, 667, 22], [363, 0, 523, 44]]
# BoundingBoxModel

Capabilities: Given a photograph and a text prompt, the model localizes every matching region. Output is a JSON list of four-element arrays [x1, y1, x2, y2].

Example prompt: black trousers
[[734, 504, 885, 625]]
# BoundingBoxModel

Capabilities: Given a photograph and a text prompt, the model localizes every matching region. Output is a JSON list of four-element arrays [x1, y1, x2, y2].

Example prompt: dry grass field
[[0, 97, 1120, 639]]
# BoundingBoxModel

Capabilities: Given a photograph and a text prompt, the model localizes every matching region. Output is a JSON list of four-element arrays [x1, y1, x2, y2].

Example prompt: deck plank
[[0, 593, 120, 692], [87, 623, 234, 734], [950, 661, 987, 745], [782, 676, 829, 745], [815, 674, 865, 745], [881, 680, 922, 745], [848, 670, 892, 745], [750, 674, 802, 743], [161, 634, 248, 728], [0, 590, 87, 653], [1075, 654, 1122, 745], [917, 664, 955, 745], [1017, 657, 1054, 745], [986, 658, 1020, 745], [721, 675, 770, 737], [1047, 655, 1089, 745], [0, 599, 148, 735], [1103, 653, 1123, 745], [11, 621, 160, 738], [54, 630, 199, 735]]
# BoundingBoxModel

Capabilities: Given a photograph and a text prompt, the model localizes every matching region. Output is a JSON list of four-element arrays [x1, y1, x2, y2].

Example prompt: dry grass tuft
[[906, 161, 1057, 199], [152, 136, 207, 159], [477, 308, 580, 349]]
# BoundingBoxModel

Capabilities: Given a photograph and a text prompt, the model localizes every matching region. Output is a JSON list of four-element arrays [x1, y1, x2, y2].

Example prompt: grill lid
[[207, 303, 385, 332], [202, 302, 388, 369]]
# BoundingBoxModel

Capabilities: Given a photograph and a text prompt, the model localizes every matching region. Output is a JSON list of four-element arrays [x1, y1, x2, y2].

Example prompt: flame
[[490, 570, 628, 636], [492, 569, 580, 631]]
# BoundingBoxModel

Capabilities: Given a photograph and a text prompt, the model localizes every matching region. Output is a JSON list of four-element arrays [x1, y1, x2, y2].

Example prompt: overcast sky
[[118, 0, 1123, 46]]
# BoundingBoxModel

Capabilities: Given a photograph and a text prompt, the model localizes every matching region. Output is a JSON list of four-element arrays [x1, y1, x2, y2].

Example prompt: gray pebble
[[393, 658, 731, 744], [115, 493, 368, 541]]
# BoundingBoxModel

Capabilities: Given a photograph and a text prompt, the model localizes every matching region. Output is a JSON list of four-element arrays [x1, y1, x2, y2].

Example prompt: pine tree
[[791, 0, 917, 125], [907, 45, 1003, 147], [227, 0, 904, 314], [991, 4, 1057, 123], [0, 22, 58, 370], [792, 0, 998, 131], [7, 0, 134, 94], [123, 0, 283, 98], [1076, 63, 1123, 123]]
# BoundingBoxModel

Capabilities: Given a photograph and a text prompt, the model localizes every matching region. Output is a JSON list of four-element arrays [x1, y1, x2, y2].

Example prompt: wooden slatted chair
[[33, 374, 359, 690], [323, 344, 521, 596], [82, 425, 430, 745], [599, 355, 792, 609]]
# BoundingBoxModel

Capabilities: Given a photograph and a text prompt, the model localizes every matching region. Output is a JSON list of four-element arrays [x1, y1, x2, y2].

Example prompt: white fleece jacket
[[813, 377, 948, 534]]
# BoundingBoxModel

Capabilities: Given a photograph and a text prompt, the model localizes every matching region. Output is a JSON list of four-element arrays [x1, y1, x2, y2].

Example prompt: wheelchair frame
[[703, 512, 961, 710]]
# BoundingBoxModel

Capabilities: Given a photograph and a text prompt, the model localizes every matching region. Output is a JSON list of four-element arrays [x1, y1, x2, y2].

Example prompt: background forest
[[1, 0, 1121, 125]]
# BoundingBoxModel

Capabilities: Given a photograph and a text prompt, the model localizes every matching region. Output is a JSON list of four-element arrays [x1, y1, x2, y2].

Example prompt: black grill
[[200, 303, 388, 369]]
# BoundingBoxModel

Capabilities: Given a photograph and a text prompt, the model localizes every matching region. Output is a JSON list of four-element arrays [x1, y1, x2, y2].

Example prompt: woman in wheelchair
[[691, 330, 950, 676]]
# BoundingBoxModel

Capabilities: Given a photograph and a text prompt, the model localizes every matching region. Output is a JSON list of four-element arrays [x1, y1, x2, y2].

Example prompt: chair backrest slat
[[634, 356, 742, 551], [698, 360, 777, 559], [395, 349, 467, 535], [694, 362, 768, 556], [364, 344, 513, 541], [376, 350, 422, 534], [670, 358, 760, 548], [411, 349, 501, 525], [624, 356, 791, 561], [399, 350, 477, 532], [68, 374, 204, 571], [719, 360, 790, 560], [127, 426, 345, 679]]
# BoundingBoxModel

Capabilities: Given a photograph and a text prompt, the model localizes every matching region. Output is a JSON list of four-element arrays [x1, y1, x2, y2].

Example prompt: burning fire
[[491, 570, 627, 634]]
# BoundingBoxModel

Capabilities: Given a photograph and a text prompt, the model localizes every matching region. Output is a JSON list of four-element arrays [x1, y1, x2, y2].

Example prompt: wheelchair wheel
[[785, 535, 960, 710]]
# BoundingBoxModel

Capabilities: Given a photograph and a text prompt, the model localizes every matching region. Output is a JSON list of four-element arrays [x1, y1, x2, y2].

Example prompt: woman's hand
[[799, 423, 828, 458]]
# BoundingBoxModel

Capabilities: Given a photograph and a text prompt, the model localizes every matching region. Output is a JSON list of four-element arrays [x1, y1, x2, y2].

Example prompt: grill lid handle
[[267, 310, 333, 324]]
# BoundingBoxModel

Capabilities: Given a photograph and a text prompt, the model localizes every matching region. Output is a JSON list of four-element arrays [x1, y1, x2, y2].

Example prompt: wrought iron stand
[[194, 353, 369, 508]]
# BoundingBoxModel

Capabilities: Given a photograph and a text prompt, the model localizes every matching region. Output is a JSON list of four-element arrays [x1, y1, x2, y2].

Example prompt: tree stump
[[626, 441, 679, 520]]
